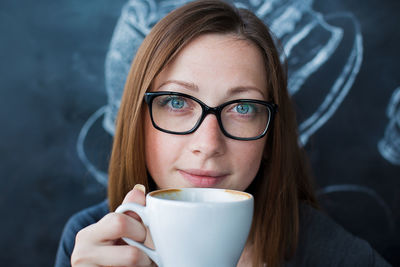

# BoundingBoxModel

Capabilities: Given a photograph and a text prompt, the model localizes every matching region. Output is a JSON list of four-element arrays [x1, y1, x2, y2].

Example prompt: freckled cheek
[[145, 133, 187, 188], [231, 140, 266, 186], [150, 134, 181, 161]]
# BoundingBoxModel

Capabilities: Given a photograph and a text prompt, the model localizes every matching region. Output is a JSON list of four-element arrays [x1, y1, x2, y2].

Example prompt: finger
[[79, 213, 147, 244], [99, 245, 153, 267], [143, 225, 155, 250], [85, 245, 153, 267], [128, 185, 155, 250], [121, 184, 155, 250], [122, 184, 146, 221]]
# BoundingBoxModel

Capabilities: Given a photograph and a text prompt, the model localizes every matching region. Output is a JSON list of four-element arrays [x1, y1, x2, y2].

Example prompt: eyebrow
[[156, 80, 266, 98], [156, 80, 199, 91], [227, 86, 266, 99]]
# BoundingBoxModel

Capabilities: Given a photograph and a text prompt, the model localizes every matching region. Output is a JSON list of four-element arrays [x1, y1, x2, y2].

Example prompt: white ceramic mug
[[115, 187, 254, 267]]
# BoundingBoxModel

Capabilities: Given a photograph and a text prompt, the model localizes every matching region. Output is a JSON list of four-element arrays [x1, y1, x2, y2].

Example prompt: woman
[[55, 1, 390, 266]]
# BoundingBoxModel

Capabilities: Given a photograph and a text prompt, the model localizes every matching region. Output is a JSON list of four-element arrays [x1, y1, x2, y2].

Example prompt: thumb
[[121, 184, 146, 221], [123, 184, 146, 205], [124, 184, 155, 249]]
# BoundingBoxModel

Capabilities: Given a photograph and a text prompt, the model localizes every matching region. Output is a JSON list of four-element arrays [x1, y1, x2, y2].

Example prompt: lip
[[179, 169, 228, 187]]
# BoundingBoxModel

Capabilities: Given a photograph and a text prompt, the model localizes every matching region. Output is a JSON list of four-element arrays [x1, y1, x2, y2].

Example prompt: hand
[[71, 184, 156, 267]]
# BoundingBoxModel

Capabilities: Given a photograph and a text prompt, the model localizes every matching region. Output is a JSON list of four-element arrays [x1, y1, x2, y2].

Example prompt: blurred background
[[0, 0, 399, 266]]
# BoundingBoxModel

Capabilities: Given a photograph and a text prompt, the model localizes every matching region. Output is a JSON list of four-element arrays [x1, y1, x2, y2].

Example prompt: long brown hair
[[108, 1, 318, 266]]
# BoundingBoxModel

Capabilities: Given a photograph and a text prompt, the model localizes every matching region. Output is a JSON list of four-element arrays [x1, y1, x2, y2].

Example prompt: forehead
[[152, 33, 268, 101]]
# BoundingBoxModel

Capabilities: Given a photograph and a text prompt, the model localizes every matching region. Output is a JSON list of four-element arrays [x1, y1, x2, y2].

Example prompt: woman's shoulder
[[285, 203, 391, 266], [54, 200, 109, 267], [66, 199, 109, 230], [61, 199, 109, 240]]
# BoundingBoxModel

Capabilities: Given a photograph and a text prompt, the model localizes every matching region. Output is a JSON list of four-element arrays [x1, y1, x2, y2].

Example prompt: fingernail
[[133, 184, 146, 194]]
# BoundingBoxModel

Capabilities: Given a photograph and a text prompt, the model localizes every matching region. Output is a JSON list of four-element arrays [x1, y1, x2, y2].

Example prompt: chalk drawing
[[77, 0, 363, 184], [378, 87, 400, 165], [232, 1, 363, 146], [74, 0, 394, 239], [77, 106, 109, 185]]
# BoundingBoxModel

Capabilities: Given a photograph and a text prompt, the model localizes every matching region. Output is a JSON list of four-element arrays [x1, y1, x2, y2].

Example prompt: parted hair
[[108, 1, 318, 266]]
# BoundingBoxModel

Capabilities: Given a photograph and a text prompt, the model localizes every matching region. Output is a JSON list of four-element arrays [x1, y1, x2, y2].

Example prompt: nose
[[188, 114, 226, 158]]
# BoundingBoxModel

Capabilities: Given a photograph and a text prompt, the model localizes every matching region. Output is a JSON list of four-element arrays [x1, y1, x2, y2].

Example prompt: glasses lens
[[151, 94, 202, 132], [221, 101, 270, 138]]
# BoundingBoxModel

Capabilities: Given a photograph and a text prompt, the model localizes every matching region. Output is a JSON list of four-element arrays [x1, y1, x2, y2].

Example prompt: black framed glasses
[[144, 91, 278, 141]]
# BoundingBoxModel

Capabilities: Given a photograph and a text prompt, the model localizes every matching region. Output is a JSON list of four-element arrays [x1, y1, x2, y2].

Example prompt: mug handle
[[115, 203, 160, 266]]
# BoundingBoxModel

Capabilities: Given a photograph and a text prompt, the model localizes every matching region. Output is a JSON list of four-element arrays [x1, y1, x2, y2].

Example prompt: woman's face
[[144, 33, 268, 191]]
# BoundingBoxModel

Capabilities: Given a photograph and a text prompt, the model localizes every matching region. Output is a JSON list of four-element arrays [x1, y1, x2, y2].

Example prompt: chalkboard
[[0, 0, 399, 266]]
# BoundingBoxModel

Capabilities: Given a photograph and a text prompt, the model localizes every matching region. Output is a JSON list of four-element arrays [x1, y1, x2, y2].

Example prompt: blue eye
[[170, 98, 184, 109], [159, 96, 186, 109], [235, 103, 254, 114]]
